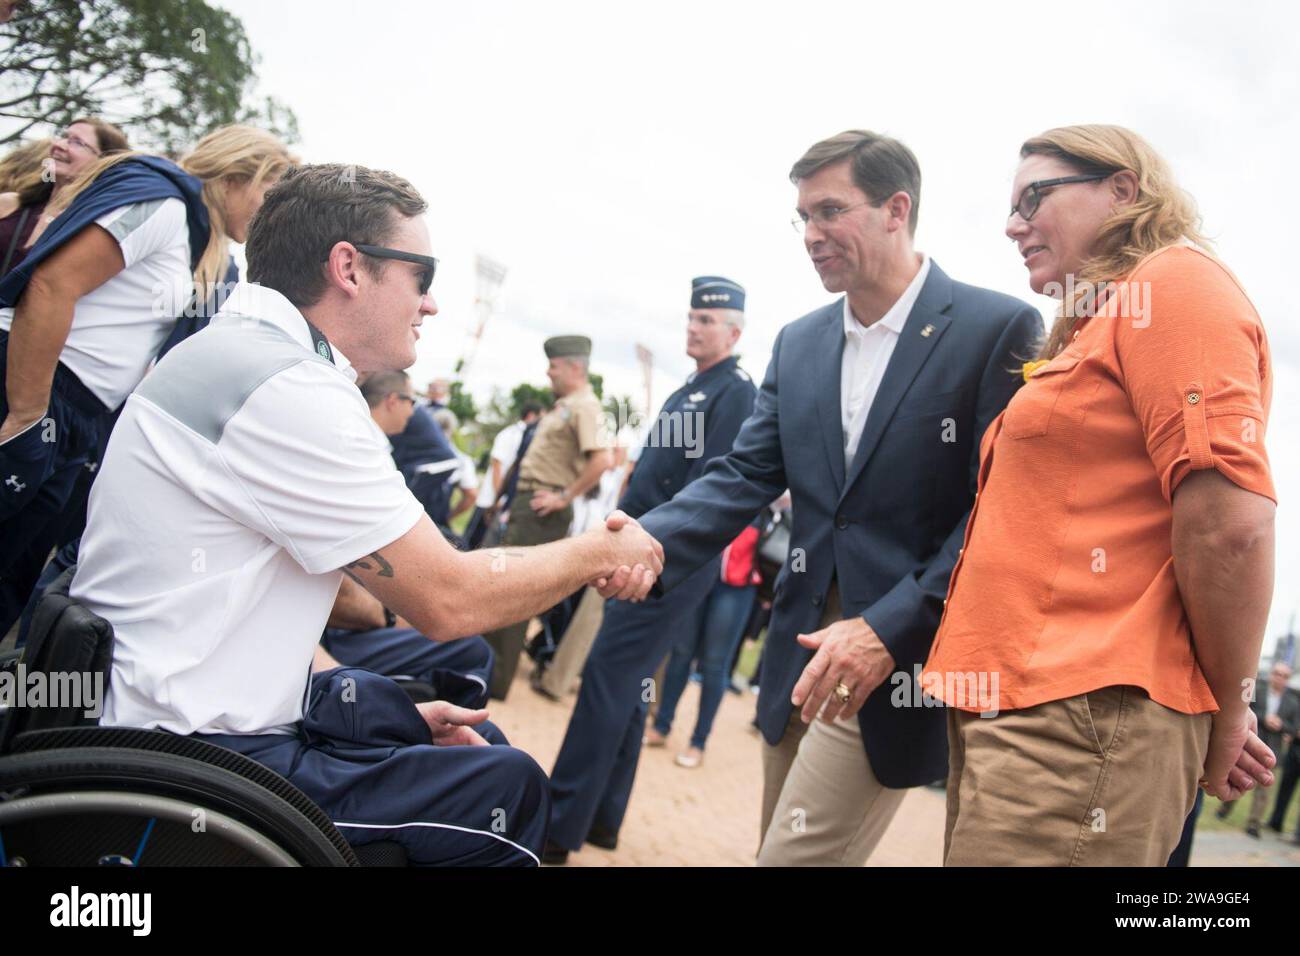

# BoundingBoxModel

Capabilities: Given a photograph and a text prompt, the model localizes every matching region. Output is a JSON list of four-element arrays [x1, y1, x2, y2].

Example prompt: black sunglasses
[[1010, 174, 1109, 222], [352, 243, 439, 295]]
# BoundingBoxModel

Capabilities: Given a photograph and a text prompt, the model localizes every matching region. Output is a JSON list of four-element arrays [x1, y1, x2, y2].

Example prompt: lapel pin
[[920, 323, 935, 338]]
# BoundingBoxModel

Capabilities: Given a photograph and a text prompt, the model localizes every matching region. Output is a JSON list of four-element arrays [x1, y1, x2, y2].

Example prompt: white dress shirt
[[840, 255, 931, 470]]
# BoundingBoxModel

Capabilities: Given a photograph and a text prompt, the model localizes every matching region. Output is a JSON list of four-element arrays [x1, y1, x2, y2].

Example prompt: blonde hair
[[181, 125, 297, 298], [1020, 125, 1210, 359], [44, 125, 296, 301], [0, 138, 54, 199]]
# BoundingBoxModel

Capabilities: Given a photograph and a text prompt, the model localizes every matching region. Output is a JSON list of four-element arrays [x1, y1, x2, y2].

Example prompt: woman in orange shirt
[[925, 125, 1278, 865]]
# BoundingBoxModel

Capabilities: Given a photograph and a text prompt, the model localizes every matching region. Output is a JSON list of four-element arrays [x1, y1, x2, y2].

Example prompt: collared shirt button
[[1187, 391, 1201, 405]]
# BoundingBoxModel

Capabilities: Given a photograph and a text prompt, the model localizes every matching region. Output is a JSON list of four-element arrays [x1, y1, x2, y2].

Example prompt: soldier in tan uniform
[[483, 335, 611, 698]]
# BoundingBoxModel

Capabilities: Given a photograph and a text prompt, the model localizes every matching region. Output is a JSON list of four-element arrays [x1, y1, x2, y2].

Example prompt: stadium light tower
[[455, 254, 508, 376], [635, 343, 654, 420]]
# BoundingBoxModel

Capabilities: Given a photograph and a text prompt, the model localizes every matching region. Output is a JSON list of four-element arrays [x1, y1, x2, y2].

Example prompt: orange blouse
[[924, 246, 1274, 715]]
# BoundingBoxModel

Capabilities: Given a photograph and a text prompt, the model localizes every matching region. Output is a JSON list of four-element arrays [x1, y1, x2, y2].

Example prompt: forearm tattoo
[[342, 550, 394, 584]]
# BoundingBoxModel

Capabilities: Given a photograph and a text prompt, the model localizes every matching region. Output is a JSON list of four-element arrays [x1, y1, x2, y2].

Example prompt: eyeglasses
[[393, 392, 418, 404], [1009, 174, 1109, 222], [352, 243, 439, 295], [54, 128, 101, 156], [791, 200, 876, 234]]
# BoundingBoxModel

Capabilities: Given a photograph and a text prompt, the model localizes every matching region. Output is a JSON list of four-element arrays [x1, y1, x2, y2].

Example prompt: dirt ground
[[490, 663, 948, 867]]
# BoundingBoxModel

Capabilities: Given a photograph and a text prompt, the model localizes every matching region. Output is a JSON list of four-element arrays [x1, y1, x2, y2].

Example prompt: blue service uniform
[[547, 354, 755, 850]]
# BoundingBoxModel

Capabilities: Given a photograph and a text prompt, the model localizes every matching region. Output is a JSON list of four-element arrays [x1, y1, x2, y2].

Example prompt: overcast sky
[[216, 0, 1299, 649]]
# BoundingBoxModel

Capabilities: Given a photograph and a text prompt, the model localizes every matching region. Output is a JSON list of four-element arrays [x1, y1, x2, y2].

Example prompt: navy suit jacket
[[638, 261, 1042, 788]]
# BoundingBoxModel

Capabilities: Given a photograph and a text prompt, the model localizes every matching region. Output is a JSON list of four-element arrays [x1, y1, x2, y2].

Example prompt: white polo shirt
[[0, 197, 192, 410], [475, 420, 525, 508], [840, 254, 930, 469], [71, 282, 424, 736]]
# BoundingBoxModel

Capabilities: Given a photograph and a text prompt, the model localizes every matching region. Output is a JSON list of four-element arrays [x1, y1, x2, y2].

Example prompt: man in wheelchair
[[63, 163, 663, 866]]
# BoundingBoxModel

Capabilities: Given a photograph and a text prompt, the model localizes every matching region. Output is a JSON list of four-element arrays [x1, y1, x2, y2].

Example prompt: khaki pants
[[540, 586, 606, 697], [481, 490, 572, 700], [760, 708, 808, 845], [944, 685, 1211, 866], [755, 582, 908, 866]]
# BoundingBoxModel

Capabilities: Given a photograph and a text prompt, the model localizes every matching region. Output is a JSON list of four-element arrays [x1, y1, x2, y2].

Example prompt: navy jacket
[[390, 403, 458, 524], [0, 155, 209, 308], [620, 354, 755, 520], [638, 262, 1042, 788]]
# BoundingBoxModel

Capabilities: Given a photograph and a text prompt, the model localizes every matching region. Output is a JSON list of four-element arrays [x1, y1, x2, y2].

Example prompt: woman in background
[[0, 119, 130, 275]]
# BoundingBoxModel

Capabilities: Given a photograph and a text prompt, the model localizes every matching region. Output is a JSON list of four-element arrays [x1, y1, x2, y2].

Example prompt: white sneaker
[[675, 747, 704, 768]]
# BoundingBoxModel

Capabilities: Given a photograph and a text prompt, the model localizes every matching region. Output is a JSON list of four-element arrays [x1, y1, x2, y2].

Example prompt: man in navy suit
[[638, 130, 1043, 865]]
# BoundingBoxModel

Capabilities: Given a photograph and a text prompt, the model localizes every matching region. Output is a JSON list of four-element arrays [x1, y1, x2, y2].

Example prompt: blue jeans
[[653, 580, 756, 750]]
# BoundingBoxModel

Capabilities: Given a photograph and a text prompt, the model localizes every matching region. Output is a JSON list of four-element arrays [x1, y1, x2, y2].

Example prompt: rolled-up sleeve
[[1115, 247, 1274, 504]]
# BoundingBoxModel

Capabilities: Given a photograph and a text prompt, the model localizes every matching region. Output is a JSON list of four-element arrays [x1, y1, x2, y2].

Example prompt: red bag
[[720, 525, 761, 587]]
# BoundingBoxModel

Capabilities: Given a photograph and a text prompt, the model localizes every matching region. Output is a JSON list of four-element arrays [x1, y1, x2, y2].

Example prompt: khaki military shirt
[[519, 385, 604, 488]]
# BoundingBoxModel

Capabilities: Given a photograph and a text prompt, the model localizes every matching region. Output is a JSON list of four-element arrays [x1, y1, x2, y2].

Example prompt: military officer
[[543, 276, 756, 863], [482, 334, 610, 698]]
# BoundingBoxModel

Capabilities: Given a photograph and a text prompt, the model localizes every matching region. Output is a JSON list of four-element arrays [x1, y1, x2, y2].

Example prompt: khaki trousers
[[540, 586, 606, 698], [755, 583, 909, 866], [481, 491, 572, 700], [760, 708, 808, 845], [944, 684, 1211, 866]]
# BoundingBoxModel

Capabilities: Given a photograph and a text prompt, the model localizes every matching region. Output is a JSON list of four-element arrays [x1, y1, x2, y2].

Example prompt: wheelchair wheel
[[0, 747, 354, 866]]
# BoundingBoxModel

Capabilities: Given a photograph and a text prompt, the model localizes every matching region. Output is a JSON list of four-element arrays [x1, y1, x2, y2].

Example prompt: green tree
[[447, 380, 476, 426], [510, 382, 553, 417], [0, 0, 298, 152]]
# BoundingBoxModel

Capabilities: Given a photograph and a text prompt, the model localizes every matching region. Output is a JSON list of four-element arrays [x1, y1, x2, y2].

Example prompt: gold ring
[[834, 682, 852, 704]]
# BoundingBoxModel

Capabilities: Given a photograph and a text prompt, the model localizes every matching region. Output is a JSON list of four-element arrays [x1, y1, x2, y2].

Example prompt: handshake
[[583, 510, 665, 602]]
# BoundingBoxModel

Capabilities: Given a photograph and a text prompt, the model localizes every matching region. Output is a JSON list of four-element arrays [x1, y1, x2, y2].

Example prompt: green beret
[[544, 335, 592, 359]]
